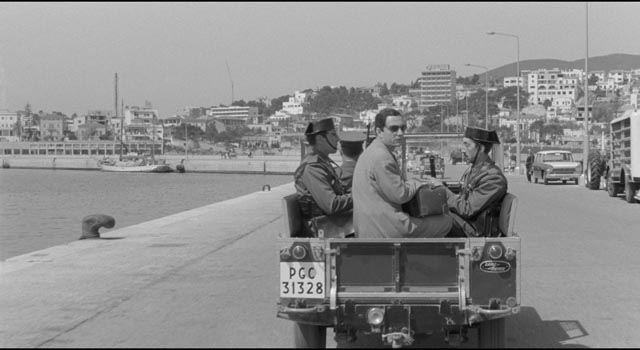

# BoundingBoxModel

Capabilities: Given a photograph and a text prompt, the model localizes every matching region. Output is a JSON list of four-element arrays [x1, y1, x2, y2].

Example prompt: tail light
[[367, 307, 385, 326], [487, 244, 503, 260], [291, 245, 307, 260]]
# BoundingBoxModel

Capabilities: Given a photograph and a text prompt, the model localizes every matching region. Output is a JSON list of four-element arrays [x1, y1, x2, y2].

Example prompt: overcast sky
[[1, 2, 639, 117]]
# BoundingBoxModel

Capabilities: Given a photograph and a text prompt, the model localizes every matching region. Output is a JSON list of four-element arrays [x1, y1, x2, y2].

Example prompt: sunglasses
[[387, 125, 407, 133]]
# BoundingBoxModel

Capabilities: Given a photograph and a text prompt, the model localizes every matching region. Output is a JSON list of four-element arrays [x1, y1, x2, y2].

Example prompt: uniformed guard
[[439, 126, 508, 237], [294, 118, 353, 237], [337, 130, 367, 192]]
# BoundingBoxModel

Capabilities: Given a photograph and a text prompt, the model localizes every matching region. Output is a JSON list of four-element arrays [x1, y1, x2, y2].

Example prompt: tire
[[293, 323, 326, 348], [562, 180, 567, 184], [586, 151, 603, 190], [625, 182, 638, 204], [478, 318, 506, 348], [607, 174, 621, 197]]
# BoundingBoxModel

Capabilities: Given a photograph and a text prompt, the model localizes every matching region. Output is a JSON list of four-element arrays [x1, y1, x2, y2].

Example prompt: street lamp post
[[488, 31, 520, 174], [465, 63, 489, 128]]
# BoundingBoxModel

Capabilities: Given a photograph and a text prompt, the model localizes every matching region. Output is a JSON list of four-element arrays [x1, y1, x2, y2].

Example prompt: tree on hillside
[[264, 95, 291, 116], [307, 85, 380, 115], [379, 83, 389, 96], [530, 119, 545, 141]]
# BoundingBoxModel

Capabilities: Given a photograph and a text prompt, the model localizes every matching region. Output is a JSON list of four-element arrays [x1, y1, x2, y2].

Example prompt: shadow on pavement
[[332, 306, 588, 348]]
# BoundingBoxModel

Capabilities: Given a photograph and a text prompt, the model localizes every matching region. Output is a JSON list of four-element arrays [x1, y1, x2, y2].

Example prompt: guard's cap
[[338, 131, 366, 152], [304, 118, 335, 136], [338, 131, 367, 144], [464, 126, 500, 144]]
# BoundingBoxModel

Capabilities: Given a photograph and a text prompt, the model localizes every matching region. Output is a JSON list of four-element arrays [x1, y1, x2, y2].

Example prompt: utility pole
[[582, 2, 590, 183]]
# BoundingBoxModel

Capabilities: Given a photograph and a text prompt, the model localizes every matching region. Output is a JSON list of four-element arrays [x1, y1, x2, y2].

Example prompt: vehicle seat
[[281, 194, 303, 238], [498, 193, 518, 236], [281, 194, 355, 238]]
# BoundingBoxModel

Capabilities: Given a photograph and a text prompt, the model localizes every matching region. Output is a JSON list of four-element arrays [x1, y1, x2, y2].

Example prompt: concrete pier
[[0, 182, 296, 348]]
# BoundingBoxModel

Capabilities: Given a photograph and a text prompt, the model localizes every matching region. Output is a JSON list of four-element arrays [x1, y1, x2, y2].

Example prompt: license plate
[[280, 262, 325, 298]]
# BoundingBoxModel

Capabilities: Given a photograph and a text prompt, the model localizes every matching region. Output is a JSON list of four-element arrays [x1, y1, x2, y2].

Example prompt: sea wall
[[0, 155, 301, 174]]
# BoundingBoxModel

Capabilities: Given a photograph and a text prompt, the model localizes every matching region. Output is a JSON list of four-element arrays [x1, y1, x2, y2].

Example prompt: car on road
[[531, 150, 582, 185]]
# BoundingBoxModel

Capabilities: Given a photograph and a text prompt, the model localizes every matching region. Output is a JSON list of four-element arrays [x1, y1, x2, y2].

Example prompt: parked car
[[531, 150, 582, 185]]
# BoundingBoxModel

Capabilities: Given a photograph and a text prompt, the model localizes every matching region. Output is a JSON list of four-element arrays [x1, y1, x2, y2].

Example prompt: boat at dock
[[98, 155, 173, 173]]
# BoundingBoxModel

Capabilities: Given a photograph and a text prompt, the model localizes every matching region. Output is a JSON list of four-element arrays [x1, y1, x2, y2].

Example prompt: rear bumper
[[277, 301, 520, 332]]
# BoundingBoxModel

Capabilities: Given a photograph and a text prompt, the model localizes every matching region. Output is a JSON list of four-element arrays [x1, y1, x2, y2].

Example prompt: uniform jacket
[[445, 152, 508, 236], [294, 151, 352, 219], [340, 157, 357, 192], [353, 138, 423, 238]]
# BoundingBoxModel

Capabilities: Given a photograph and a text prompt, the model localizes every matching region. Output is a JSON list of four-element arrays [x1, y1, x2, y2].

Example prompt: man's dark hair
[[341, 144, 363, 158], [374, 108, 402, 131]]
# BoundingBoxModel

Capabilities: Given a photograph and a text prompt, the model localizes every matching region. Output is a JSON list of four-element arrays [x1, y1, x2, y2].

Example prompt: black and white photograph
[[1, 2, 639, 348]]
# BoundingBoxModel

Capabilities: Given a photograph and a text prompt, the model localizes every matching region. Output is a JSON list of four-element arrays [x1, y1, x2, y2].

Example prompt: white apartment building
[[280, 91, 310, 115], [527, 69, 578, 105], [608, 70, 626, 85], [392, 95, 413, 112], [123, 106, 158, 126], [0, 110, 18, 141], [503, 76, 524, 89], [589, 70, 606, 82], [207, 106, 258, 127], [418, 64, 456, 109]]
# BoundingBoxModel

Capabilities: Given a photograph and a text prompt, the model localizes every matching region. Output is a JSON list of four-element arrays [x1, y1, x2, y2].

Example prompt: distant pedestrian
[[525, 149, 534, 182]]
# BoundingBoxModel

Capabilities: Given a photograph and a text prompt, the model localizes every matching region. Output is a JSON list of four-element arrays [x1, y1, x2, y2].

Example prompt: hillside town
[[1, 64, 640, 156]]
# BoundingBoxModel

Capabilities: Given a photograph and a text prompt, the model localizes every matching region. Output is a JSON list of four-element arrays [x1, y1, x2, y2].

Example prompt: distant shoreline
[[0, 154, 307, 174]]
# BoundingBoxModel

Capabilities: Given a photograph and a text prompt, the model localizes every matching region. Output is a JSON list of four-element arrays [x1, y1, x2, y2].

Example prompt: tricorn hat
[[304, 118, 335, 136], [464, 126, 500, 144]]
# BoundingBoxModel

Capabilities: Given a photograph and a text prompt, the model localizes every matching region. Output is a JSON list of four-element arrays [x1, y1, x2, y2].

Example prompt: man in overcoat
[[352, 108, 452, 238]]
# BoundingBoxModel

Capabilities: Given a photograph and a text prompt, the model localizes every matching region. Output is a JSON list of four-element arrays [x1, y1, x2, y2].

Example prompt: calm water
[[0, 169, 292, 260]]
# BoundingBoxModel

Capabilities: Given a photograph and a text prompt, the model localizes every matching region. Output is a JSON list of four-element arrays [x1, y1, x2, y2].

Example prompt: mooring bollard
[[176, 159, 186, 173], [80, 214, 115, 240]]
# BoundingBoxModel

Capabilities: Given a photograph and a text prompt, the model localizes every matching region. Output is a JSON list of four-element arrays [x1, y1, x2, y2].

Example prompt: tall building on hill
[[418, 64, 456, 110]]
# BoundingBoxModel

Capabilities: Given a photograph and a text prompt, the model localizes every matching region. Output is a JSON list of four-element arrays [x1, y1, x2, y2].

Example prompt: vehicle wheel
[[625, 182, 638, 204], [586, 151, 603, 190], [293, 323, 326, 348], [607, 175, 621, 197], [478, 318, 506, 348], [562, 180, 567, 184]]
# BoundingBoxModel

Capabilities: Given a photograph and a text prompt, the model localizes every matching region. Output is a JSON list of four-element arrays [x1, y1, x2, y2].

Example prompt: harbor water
[[0, 169, 292, 261]]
